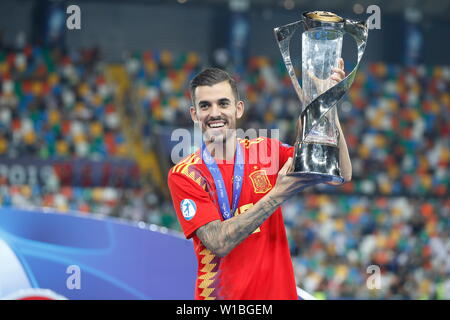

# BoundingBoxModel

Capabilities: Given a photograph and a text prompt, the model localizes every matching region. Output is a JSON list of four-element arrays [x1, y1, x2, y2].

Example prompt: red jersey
[[167, 137, 297, 300]]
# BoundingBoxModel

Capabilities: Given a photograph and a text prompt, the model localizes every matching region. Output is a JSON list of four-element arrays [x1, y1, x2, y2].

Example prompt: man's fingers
[[331, 67, 345, 79], [330, 75, 341, 83], [331, 58, 345, 82]]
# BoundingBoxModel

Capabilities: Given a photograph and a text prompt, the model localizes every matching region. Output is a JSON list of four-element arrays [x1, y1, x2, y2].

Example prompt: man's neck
[[205, 134, 237, 163]]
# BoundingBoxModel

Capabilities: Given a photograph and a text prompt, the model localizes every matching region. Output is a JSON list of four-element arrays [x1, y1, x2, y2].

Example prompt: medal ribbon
[[201, 141, 244, 220]]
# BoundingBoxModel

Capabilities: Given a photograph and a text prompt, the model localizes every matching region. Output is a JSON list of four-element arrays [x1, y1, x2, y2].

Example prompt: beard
[[203, 127, 235, 144], [202, 126, 237, 162], [202, 115, 235, 144]]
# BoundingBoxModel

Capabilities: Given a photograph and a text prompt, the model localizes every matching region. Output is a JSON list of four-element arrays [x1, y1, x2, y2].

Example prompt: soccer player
[[168, 64, 351, 300]]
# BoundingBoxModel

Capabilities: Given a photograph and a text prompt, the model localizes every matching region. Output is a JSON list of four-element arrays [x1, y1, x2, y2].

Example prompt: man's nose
[[210, 103, 221, 117]]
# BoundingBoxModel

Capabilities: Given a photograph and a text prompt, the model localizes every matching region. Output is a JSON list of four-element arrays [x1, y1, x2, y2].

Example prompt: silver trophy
[[274, 11, 369, 185]]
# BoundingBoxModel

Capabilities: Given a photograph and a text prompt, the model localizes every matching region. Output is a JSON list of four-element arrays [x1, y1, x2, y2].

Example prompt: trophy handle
[[274, 21, 306, 109]]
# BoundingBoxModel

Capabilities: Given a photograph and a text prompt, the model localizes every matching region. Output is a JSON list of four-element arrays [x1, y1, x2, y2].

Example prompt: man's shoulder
[[168, 152, 208, 190], [169, 152, 202, 176]]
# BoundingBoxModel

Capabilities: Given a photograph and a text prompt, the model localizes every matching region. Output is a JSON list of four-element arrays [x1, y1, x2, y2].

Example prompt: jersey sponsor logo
[[180, 199, 197, 220], [249, 169, 272, 194]]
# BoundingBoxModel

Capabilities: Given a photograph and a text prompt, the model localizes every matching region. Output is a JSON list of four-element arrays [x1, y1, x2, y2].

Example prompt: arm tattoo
[[196, 194, 283, 257]]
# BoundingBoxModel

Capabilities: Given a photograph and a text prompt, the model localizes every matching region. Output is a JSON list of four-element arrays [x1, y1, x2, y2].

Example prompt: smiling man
[[168, 67, 351, 300]]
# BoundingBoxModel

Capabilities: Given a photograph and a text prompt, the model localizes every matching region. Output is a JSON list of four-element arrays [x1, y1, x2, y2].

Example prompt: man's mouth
[[207, 120, 227, 129]]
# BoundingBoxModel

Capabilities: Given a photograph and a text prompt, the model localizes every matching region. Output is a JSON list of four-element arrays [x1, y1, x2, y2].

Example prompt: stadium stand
[[0, 42, 448, 299]]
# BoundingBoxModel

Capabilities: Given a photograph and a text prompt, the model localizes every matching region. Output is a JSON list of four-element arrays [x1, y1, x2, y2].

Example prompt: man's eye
[[200, 105, 209, 109], [220, 102, 229, 107]]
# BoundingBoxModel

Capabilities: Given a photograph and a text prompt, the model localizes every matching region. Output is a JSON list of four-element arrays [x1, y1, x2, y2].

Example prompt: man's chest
[[203, 162, 276, 204]]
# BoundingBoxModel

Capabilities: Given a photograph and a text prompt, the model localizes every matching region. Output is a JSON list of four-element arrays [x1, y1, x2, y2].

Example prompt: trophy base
[[288, 142, 344, 186]]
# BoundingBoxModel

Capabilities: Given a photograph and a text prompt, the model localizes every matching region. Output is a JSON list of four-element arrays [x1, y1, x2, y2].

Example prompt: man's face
[[190, 80, 244, 144]]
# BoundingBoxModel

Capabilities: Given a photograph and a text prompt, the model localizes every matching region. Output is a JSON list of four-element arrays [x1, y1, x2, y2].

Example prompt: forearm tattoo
[[196, 194, 283, 257]]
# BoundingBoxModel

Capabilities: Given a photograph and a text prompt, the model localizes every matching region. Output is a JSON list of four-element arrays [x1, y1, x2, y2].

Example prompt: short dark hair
[[189, 68, 239, 104]]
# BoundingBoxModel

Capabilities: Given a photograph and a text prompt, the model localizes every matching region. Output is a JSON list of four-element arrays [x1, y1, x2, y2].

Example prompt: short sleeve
[[168, 170, 221, 239]]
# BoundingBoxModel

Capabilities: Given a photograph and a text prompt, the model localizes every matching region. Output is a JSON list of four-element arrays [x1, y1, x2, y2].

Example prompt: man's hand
[[268, 157, 328, 204], [307, 58, 346, 95], [330, 58, 345, 84]]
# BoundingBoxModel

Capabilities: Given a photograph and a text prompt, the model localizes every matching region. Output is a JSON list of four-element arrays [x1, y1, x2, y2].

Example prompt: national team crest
[[249, 170, 272, 194]]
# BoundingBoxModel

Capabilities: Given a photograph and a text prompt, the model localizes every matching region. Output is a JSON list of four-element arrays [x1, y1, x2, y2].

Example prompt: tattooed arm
[[196, 192, 284, 257], [196, 157, 320, 257]]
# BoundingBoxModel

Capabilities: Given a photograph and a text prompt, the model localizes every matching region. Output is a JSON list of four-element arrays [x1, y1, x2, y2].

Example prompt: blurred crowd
[[0, 43, 448, 299], [124, 50, 201, 127], [0, 43, 177, 228], [0, 44, 126, 159], [0, 183, 175, 228], [284, 193, 450, 299]]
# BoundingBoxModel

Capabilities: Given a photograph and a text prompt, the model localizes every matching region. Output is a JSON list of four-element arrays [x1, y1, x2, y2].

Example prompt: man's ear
[[190, 105, 198, 123], [236, 100, 244, 119]]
